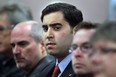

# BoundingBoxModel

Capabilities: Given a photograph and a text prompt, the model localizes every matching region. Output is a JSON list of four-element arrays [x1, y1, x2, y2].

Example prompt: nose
[[46, 28, 54, 39], [90, 53, 102, 66], [13, 45, 21, 55], [73, 47, 84, 58]]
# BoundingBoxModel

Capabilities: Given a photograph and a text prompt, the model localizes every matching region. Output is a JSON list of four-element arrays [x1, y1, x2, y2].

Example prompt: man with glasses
[[89, 21, 116, 77], [71, 22, 97, 77]]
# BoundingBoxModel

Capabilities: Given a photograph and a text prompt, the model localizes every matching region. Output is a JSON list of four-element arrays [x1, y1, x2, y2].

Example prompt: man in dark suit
[[41, 3, 83, 77], [10, 21, 55, 77]]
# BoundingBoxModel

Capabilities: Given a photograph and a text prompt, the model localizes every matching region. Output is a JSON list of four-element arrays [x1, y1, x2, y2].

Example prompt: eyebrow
[[42, 23, 62, 27], [82, 42, 91, 45], [101, 47, 116, 53]]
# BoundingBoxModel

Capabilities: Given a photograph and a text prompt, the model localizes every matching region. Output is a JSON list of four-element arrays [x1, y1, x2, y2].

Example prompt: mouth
[[14, 56, 25, 63], [15, 58, 25, 63], [46, 42, 56, 49], [92, 65, 103, 74], [73, 63, 85, 68]]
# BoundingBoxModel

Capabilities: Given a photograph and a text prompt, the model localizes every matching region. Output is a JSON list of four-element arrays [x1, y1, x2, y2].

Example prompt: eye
[[42, 25, 48, 32], [53, 24, 62, 31], [0, 26, 5, 32], [10, 43, 15, 48], [101, 48, 116, 54], [81, 42, 93, 53], [18, 41, 29, 47], [82, 42, 92, 50], [51, 23, 62, 31], [83, 44, 92, 50]]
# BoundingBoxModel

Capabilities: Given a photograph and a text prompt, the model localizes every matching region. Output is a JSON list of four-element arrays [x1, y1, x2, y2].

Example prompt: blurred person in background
[[89, 21, 116, 77], [0, 2, 33, 77], [71, 22, 97, 77]]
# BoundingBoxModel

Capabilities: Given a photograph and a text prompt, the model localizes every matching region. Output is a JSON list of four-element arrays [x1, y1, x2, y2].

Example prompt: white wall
[[0, 0, 109, 23]]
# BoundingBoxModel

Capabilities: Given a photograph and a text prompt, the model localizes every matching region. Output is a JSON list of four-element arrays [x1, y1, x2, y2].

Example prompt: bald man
[[10, 21, 55, 77]]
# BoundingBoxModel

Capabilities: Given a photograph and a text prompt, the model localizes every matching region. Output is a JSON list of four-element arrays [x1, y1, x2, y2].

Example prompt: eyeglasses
[[70, 42, 93, 53], [88, 47, 116, 57]]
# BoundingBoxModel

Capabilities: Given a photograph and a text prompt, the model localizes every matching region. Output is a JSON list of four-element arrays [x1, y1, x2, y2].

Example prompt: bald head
[[12, 21, 43, 43]]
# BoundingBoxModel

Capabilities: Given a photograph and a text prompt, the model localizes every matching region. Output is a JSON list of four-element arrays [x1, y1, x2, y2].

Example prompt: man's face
[[72, 29, 95, 74], [11, 28, 41, 70], [0, 14, 12, 54], [90, 39, 116, 77], [42, 11, 73, 58]]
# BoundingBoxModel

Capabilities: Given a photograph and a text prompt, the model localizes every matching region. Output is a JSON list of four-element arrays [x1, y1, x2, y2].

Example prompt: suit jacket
[[0, 54, 24, 77], [60, 61, 76, 77], [27, 54, 55, 77]]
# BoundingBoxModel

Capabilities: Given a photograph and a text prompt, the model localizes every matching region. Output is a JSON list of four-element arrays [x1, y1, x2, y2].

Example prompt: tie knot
[[55, 65, 59, 71], [52, 65, 60, 77]]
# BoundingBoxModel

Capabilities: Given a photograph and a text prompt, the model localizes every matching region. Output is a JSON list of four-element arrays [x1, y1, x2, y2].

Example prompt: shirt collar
[[57, 53, 72, 76]]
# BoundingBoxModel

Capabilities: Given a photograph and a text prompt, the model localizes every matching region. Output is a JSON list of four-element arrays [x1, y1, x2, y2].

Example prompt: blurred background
[[0, 0, 110, 23], [109, 0, 116, 21]]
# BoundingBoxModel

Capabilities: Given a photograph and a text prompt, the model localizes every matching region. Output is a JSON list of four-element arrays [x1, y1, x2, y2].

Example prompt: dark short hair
[[73, 21, 98, 35], [0, 3, 33, 27], [90, 21, 116, 43], [41, 2, 83, 28]]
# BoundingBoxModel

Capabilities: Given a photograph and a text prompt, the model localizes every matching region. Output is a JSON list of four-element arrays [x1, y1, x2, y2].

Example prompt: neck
[[77, 73, 94, 77], [25, 58, 41, 76], [24, 63, 37, 76], [57, 53, 69, 63]]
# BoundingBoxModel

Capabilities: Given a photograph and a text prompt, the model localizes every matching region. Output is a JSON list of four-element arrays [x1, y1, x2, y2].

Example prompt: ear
[[73, 26, 78, 35], [39, 40, 45, 54]]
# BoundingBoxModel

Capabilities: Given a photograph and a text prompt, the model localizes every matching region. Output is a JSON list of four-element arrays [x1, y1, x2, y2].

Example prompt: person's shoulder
[[41, 54, 55, 64], [0, 57, 25, 77], [28, 55, 55, 77]]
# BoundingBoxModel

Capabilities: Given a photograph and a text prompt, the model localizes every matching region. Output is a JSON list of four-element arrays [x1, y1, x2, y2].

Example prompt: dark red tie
[[52, 65, 60, 77]]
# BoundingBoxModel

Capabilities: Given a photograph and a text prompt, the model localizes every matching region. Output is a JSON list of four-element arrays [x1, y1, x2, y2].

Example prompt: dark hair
[[0, 3, 33, 27], [73, 21, 98, 34], [90, 21, 116, 43], [41, 3, 83, 28]]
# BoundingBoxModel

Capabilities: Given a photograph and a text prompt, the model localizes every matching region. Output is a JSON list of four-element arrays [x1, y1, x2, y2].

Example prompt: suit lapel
[[60, 61, 76, 77]]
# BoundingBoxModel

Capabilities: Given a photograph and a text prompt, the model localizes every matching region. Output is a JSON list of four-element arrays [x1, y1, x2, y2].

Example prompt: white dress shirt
[[55, 53, 72, 77]]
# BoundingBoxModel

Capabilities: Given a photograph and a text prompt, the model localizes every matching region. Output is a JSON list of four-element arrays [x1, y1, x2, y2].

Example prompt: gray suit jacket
[[27, 55, 55, 77]]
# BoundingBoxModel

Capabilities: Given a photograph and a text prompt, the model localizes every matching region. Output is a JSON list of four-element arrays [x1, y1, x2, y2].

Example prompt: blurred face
[[0, 13, 12, 54], [90, 39, 116, 77], [42, 11, 73, 59], [72, 29, 95, 74], [11, 27, 42, 71]]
